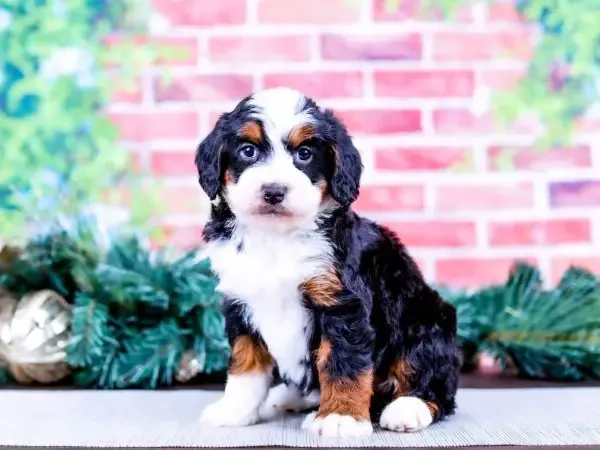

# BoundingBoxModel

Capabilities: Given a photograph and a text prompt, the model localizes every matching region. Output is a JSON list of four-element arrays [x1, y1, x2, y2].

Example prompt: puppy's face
[[195, 88, 362, 231]]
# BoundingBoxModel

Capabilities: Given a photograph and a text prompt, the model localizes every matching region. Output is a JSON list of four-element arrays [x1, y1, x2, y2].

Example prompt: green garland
[[442, 264, 600, 380], [1, 219, 599, 387], [0, 218, 228, 388]]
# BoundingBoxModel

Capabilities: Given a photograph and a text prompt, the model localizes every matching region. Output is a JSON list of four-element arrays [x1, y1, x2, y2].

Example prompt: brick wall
[[108, 0, 600, 289]]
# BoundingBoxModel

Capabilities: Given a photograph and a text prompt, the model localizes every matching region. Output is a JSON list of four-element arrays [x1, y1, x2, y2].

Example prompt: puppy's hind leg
[[379, 300, 460, 433]]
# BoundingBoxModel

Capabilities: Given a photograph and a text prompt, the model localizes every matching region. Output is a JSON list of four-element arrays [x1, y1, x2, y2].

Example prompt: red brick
[[353, 185, 424, 212], [321, 34, 421, 61], [488, 146, 591, 171], [263, 71, 364, 98], [258, 0, 360, 23], [110, 77, 143, 103], [104, 36, 199, 66], [432, 30, 533, 61], [111, 87, 142, 104], [373, 0, 419, 20], [374, 69, 475, 98], [109, 111, 199, 141], [551, 257, 600, 283], [374, 146, 471, 171], [480, 68, 526, 91], [435, 183, 534, 211], [154, 74, 253, 102], [159, 186, 205, 214], [433, 109, 493, 134], [337, 109, 422, 135], [208, 111, 225, 130], [489, 219, 591, 246], [209, 35, 310, 63], [432, 109, 538, 134], [576, 113, 600, 132], [550, 181, 600, 208], [414, 257, 429, 275], [159, 224, 205, 250], [488, 1, 526, 22], [152, 0, 245, 25], [385, 221, 477, 247], [436, 257, 538, 288], [151, 151, 196, 176], [373, 0, 472, 21]]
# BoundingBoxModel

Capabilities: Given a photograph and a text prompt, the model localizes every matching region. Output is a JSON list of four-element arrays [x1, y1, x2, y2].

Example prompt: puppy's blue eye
[[295, 148, 313, 163], [239, 144, 258, 161]]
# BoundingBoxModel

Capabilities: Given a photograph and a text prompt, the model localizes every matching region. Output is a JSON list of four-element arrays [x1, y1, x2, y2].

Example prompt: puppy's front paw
[[199, 398, 259, 427], [302, 412, 373, 438], [379, 396, 433, 432]]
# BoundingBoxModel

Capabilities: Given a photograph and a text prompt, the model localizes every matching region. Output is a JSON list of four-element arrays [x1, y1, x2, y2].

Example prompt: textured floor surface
[[1, 387, 599, 447]]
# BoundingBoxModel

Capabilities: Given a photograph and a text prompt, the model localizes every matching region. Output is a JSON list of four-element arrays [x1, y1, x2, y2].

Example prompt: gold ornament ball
[[0, 289, 72, 384]]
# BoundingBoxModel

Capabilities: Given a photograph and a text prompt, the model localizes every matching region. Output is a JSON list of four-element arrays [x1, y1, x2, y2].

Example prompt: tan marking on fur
[[426, 401, 440, 419], [288, 123, 315, 148], [315, 339, 373, 420], [300, 268, 342, 307], [316, 339, 332, 368], [229, 335, 273, 375], [389, 359, 414, 397], [224, 170, 234, 185], [317, 180, 328, 197], [239, 121, 263, 144]]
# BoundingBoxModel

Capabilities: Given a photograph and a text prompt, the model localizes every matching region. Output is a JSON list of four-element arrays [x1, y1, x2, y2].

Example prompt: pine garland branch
[[0, 215, 228, 387], [72, 339, 121, 388], [66, 292, 115, 368], [442, 262, 600, 380], [111, 319, 186, 389], [96, 264, 171, 311], [204, 336, 230, 374], [169, 252, 221, 317]]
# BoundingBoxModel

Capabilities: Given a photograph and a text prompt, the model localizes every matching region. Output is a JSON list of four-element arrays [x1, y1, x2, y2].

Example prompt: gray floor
[[1, 387, 599, 448]]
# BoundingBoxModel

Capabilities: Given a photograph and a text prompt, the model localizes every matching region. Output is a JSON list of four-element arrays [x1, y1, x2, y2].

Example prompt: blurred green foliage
[[0, 1, 187, 243], [441, 263, 600, 381], [0, 216, 228, 388], [384, 0, 600, 150]]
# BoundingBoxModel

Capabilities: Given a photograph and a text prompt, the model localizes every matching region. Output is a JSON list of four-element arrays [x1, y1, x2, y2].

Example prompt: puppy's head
[[195, 87, 362, 231]]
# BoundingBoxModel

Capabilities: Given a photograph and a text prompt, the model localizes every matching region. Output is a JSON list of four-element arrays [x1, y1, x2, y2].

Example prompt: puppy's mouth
[[252, 204, 294, 218]]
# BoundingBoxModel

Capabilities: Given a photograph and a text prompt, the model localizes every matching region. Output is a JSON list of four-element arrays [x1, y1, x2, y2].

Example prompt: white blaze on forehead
[[225, 87, 324, 232], [248, 87, 315, 143]]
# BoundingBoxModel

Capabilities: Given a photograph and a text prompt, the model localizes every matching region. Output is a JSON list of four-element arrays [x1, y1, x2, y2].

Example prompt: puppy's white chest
[[206, 230, 331, 304], [205, 230, 332, 386]]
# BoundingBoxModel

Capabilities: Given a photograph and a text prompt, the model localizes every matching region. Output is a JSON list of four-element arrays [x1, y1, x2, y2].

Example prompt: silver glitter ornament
[[0, 290, 72, 384]]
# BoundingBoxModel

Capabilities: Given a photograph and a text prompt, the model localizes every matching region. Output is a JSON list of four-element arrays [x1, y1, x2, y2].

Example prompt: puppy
[[195, 87, 460, 438]]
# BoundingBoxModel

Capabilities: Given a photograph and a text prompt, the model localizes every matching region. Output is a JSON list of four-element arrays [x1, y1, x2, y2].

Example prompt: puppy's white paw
[[302, 412, 373, 438], [259, 384, 320, 420], [379, 396, 433, 432], [199, 398, 259, 427]]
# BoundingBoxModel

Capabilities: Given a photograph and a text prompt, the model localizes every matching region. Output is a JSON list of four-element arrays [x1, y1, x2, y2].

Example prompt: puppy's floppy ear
[[325, 110, 363, 207], [195, 116, 226, 200]]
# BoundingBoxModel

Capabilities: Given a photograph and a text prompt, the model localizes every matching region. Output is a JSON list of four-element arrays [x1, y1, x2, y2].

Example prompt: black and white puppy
[[196, 87, 460, 438]]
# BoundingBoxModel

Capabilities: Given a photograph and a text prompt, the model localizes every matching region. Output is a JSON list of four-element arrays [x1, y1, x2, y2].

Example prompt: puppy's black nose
[[262, 183, 287, 205]]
